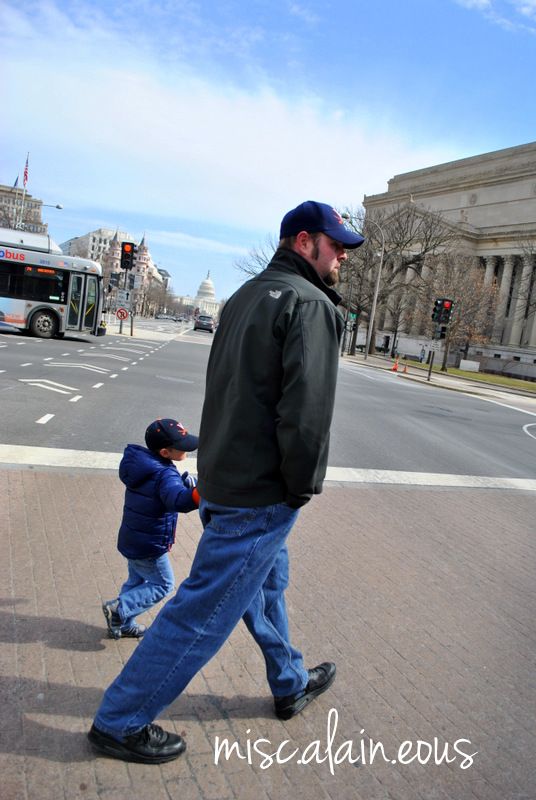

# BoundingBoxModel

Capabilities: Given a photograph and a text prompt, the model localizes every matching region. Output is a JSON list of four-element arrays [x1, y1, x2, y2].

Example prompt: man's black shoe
[[274, 662, 336, 720], [87, 722, 186, 764]]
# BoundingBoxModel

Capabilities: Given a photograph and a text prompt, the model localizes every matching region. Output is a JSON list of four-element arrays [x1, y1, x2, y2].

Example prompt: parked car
[[194, 314, 215, 333]]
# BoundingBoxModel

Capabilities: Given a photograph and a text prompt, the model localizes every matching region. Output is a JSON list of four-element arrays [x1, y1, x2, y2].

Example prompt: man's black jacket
[[197, 247, 344, 508]]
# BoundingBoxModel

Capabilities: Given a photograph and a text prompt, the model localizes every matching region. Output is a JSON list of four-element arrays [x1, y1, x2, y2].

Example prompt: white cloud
[[513, 0, 536, 19], [289, 4, 321, 24], [454, 0, 536, 30], [3, 1, 463, 245], [148, 230, 249, 256]]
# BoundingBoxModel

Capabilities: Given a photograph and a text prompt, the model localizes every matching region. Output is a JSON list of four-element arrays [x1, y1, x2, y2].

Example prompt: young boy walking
[[102, 418, 200, 639]]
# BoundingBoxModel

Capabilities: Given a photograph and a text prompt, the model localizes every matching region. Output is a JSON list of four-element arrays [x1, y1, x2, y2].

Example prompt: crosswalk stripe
[[0, 445, 534, 490]]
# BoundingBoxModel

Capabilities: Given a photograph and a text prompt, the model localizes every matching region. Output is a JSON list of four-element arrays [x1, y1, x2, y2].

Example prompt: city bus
[[0, 227, 106, 338]]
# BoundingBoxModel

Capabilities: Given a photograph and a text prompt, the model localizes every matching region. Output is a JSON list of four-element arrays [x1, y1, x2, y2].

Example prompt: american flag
[[23, 154, 29, 187]]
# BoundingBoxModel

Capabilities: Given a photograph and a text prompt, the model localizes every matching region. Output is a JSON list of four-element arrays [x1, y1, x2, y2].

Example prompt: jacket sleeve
[[275, 298, 342, 507], [158, 468, 199, 513]]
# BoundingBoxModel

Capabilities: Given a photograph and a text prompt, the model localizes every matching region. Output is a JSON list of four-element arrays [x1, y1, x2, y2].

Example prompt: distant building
[[0, 184, 48, 234], [60, 227, 134, 262], [176, 272, 221, 316], [363, 141, 536, 375], [61, 227, 164, 316]]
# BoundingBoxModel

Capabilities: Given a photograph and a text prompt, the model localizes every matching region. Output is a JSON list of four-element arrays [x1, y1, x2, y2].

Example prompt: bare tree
[[412, 253, 498, 370], [342, 203, 458, 355], [234, 235, 279, 278]]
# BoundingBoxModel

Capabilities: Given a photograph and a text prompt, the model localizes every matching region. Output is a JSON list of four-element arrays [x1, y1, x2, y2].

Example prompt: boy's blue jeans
[[94, 499, 308, 739], [117, 554, 175, 627]]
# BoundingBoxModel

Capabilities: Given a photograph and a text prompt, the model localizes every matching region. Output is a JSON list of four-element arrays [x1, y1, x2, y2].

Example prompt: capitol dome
[[197, 271, 215, 299]]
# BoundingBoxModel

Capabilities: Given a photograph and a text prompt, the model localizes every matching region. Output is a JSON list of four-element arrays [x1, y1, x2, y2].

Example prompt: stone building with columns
[[364, 141, 536, 376]]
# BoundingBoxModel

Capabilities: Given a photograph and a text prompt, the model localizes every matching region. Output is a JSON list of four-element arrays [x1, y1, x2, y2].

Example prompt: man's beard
[[324, 268, 340, 287]]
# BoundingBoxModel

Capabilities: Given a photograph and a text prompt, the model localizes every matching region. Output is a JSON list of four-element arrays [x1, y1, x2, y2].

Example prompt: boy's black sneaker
[[87, 723, 186, 764], [120, 622, 147, 638], [102, 600, 122, 639], [274, 662, 336, 720]]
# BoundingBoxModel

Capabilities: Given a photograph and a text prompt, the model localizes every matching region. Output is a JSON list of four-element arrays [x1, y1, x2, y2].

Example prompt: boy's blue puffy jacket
[[117, 444, 198, 559]]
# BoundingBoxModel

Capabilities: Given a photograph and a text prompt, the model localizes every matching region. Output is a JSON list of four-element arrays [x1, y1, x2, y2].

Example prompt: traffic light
[[432, 298, 454, 324], [431, 298, 443, 322], [120, 241, 136, 271], [439, 299, 454, 324]]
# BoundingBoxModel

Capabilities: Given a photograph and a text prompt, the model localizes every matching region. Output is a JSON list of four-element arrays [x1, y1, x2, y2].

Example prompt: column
[[526, 256, 536, 347], [483, 255, 496, 287], [492, 255, 514, 342], [509, 255, 535, 346]]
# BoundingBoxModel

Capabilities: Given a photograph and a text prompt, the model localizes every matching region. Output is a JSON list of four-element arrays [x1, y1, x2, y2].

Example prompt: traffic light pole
[[427, 350, 435, 382]]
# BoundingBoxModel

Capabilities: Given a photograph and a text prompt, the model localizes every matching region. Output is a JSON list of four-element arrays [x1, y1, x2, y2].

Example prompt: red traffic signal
[[432, 298, 454, 324], [120, 241, 136, 271], [440, 298, 454, 324]]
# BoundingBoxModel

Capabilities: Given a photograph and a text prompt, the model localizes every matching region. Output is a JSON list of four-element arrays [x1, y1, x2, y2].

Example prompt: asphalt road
[[1, 322, 535, 480]]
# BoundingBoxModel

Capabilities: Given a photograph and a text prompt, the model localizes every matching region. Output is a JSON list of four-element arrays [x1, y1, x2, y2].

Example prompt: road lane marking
[[35, 415, 54, 425], [69, 395, 83, 402], [476, 396, 536, 417], [83, 353, 131, 361], [101, 346, 148, 354], [523, 423, 536, 440], [325, 467, 536, 490], [93, 383, 104, 388], [110, 374, 118, 378], [45, 362, 111, 373], [20, 363, 32, 366], [18, 378, 78, 394], [0, 445, 535, 491]]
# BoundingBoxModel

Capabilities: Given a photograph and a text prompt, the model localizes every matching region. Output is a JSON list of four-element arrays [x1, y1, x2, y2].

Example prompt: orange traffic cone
[[392, 357, 399, 372]]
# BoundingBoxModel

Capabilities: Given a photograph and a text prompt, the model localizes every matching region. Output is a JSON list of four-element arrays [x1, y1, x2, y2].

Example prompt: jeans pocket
[[209, 505, 259, 536]]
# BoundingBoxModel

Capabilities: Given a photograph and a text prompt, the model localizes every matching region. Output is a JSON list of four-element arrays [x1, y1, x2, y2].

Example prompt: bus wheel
[[30, 311, 58, 338]]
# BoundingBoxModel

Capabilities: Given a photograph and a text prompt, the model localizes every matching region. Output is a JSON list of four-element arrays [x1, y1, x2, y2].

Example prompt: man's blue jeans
[[117, 554, 175, 627], [94, 500, 308, 739]]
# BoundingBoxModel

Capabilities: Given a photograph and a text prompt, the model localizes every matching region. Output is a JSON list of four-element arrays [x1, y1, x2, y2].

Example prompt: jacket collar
[[265, 247, 342, 306]]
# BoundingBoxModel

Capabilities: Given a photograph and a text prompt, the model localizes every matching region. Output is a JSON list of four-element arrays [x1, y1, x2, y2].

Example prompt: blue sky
[[2, 0, 536, 300]]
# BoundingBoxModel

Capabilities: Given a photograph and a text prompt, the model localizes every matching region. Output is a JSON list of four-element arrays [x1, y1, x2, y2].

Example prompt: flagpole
[[17, 153, 29, 229]]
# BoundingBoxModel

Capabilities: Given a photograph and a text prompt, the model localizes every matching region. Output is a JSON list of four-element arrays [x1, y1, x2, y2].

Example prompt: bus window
[[84, 276, 97, 330], [68, 275, 83, 327], [0, 262, 69, 303]]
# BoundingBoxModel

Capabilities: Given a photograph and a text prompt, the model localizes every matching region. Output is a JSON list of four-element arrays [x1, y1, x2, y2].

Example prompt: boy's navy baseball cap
[[145, 419, 199, 453], [280, 201, 365, 248]]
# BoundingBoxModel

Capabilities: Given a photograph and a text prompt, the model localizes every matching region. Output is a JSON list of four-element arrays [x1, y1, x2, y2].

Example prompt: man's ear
[[294, 230, 310, 254], [159, 447, 171, 458]]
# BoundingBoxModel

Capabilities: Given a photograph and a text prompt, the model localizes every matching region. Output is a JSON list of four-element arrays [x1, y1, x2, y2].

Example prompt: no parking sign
[[116, 307, 129, 320]]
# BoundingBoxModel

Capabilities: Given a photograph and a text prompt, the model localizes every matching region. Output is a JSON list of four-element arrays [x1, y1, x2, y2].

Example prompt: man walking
[[88, 200, 364, 764]]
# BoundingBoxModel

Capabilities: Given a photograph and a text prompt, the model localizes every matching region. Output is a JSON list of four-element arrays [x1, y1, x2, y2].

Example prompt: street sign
[[117, 289, 130, 304], [116, 307, 129, 321]]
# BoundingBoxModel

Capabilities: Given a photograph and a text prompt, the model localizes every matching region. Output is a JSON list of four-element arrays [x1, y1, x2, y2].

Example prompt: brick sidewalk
[[2, 467, 535, 800]]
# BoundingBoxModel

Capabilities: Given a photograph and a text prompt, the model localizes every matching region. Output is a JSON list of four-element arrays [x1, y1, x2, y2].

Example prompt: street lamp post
[[363, 218, 385, 361], [42, 203, 63, 210]]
